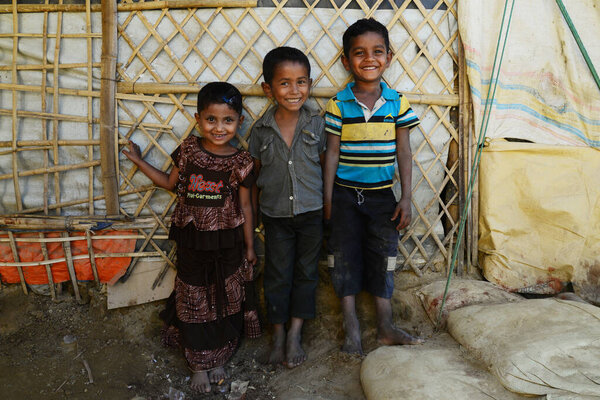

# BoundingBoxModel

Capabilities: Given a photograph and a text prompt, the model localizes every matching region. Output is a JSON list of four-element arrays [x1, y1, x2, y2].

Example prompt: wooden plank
[[107, 258, 175, 309]]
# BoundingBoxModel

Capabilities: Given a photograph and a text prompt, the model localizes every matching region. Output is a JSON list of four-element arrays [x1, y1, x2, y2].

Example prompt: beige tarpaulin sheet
[[479, 140, 600, 302], [458, 0, 600, 146]]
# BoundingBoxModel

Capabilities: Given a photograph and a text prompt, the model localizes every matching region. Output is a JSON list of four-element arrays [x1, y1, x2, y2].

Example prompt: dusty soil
[[0, 263, 442, 400]]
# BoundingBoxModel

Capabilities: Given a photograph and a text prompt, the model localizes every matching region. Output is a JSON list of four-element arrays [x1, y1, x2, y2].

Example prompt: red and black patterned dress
[[160, 136, 261, 372]]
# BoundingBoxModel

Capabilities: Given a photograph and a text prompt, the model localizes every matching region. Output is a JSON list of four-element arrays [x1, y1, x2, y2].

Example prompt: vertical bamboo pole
[[86, 0, 95, 214], [100, 0, 120, 215], [11, 0, 23, 211], [61, 232, 81, 302], [39, 232, 57, 300], [470, 105, 478, 269], [42, 0, 50, 214], [52, 1, 64, 213], [7, 232, 27, 294], [458, 34, 469, 274]]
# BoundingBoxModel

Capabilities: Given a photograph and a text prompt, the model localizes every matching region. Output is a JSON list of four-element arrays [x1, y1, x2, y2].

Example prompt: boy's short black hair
[[343, 18, 390, 57], [197, 81, 243, 115], [262, 46, 311, 85]]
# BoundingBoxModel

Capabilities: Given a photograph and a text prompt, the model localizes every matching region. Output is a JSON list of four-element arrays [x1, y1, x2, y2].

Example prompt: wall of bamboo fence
[[0, 0, 474, 295]]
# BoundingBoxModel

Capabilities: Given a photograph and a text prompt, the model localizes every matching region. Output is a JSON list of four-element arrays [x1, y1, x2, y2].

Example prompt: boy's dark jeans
[[262, 210, 322, 324]]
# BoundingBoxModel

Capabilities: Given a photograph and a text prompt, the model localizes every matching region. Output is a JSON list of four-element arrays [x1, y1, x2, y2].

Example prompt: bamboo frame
[[0, 0, 469, 291]]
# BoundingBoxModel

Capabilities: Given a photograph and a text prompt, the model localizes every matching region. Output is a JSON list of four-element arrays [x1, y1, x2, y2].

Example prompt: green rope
[[555, 0, 600, 92], [436, 0, 516, 327]]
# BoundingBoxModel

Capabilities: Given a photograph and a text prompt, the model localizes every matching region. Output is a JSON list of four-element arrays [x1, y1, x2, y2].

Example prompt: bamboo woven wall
[[0, 0, 473, 293]]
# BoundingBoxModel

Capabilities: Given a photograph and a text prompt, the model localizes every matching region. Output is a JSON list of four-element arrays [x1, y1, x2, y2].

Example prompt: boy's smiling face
[[342, 31, 391, 84], [262, 61, 311, 113]]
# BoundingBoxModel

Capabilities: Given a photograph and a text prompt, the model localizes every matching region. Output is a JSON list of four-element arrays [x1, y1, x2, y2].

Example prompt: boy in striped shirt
[[323, 18, 423, 354]]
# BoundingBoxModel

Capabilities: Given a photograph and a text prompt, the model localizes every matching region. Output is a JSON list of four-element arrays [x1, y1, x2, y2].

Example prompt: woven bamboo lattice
[[0, 0, 473, 293]]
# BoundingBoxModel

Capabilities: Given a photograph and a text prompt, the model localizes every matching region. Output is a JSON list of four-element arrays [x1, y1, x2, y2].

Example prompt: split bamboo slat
[[0, 0, 471, 292]]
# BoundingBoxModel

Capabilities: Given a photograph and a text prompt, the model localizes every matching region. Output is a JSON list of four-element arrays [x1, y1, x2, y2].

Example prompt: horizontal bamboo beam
[[0, 235, 169, 243], [0, 62, 103, 71], [0, 1, 257, 14], [0, 81, 459, 106], [118, 82, 459, 106], [0, 160, 100, 180], [13, 185, 159, 215], [0, 139, 130, 148], [0, 251, 166, 268], [0, 216, 166, 231]]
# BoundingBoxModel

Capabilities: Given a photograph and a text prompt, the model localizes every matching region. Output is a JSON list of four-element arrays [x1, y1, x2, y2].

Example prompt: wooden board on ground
[[107, 258, 174, 309]]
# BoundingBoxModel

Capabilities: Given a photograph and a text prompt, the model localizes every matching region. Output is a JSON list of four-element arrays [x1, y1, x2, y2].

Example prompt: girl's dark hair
[[343, 18, 390, 57], [262, 46, 311, 85], [197, 82, 243, 115]]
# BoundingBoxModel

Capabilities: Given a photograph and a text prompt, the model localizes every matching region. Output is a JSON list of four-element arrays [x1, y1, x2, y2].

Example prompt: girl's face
[[195, 103, 244, 151]]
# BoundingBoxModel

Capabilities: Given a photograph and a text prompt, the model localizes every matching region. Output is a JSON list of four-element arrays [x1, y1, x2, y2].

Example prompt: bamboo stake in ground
[[100, 0, 119, 216], [61, 232, 81, 302], [39, 232, 57, 300], [7, 231, 27, 295], [85, 230, 101, 288]]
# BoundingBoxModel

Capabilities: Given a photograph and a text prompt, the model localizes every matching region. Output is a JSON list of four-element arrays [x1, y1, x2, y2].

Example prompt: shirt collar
[[337, 81, 399, 102], [254, 104, 316, 129]]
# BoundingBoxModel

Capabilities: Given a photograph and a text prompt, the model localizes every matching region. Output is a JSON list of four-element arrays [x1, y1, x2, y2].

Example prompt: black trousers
[[262, 210, 322, 324]]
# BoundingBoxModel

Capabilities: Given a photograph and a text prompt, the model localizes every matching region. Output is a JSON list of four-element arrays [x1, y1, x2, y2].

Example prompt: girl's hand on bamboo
[[123, 140, 142, 164]]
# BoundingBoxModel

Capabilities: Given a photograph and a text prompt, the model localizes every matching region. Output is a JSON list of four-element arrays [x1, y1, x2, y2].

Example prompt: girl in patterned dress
[[123, 82, 260, 393]]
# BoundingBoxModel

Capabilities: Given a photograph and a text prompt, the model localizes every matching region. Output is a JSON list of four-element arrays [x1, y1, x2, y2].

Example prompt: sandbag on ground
[[447, 298, 600, 397], [360, 343, 526, 400], [417, 279, 523, 325]]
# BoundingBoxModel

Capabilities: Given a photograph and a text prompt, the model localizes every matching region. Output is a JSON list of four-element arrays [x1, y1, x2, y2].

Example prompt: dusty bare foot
[[342, 328, 363, 355], [285, 329, 306, 368], [341, 296, 363, 355], [208, 366, 227, 384], [377, 326, 424, 346], [268, 324, 286, 365], [190, 370, 211, 393]]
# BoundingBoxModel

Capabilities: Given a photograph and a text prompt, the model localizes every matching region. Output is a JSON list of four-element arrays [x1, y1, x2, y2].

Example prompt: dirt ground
[[0, 262, 443, 400]]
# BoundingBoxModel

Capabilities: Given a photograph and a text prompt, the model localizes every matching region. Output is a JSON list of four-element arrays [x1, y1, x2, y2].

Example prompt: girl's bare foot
[[285, 320, 306, 368], [190, 371, 211, 393], [208, 367, 227, 383], [268, 323, 286, 365]]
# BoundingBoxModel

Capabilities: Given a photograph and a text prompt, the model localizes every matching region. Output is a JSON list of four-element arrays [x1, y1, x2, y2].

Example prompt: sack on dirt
[[360, 344, 524, 400], [447, 298, 600, 397], [417, 279, 523, 325]]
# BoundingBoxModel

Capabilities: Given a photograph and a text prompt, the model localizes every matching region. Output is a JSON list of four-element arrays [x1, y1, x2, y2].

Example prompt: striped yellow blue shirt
[[325, 82, 420, 189]]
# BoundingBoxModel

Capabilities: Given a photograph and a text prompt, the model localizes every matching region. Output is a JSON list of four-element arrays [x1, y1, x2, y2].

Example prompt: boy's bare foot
[[341, 295, 363, 355], [374, 296, 424, 346], [285, 318, 306, 368], [208, 367, 227, 383], [268, 323, 286, 365], [377, 325, 424, 346], [190, 371, 211, 393], [342, 335, 363, 355]]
